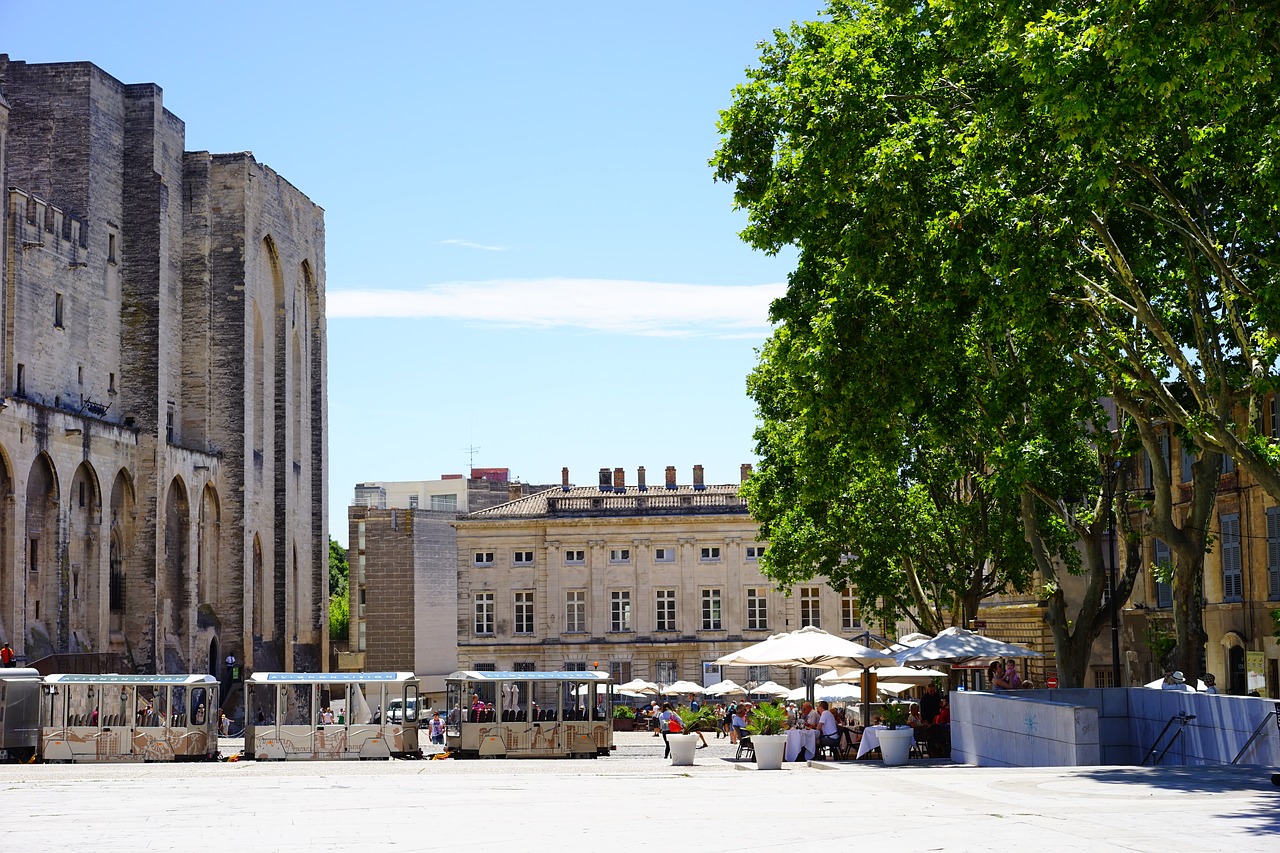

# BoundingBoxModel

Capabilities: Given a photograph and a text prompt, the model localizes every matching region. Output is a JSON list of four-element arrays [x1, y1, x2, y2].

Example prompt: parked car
[[386, 698, 424, 726]]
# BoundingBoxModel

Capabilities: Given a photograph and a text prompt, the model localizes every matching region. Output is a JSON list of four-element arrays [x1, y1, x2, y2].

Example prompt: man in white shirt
[[816, 701, 841, 756]]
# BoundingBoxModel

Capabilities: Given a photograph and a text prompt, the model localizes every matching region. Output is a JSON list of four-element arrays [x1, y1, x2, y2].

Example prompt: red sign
[[1047, 675, 1058, 689]]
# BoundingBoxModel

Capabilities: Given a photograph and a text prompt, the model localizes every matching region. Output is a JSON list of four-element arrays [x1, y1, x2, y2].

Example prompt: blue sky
[[4, 1, 819, 545]]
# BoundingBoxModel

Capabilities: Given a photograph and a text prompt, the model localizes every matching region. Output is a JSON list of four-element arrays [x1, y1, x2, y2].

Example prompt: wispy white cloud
[[440, 238, 506, 252], [327, 278, 783, 337]]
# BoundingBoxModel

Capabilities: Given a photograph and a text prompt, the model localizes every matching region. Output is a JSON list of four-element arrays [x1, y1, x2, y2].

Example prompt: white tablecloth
[[784, 729, 817, 762], [856, 725, 889, 759]]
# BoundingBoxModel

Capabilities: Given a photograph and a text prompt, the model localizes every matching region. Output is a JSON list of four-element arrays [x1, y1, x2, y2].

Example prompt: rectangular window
[[408, 495, 419, 509], [747, 665, 770, 684], [1221, 513, 1243, 602], [1181, 439, 1195, 484], [699, 546, 721, 562], [701, 588, 722, 631], [514, 591, 534, 635], [565, 550, 586, 565], [655, 589, 676, 631], [108, 233, 117, 263], [109, 372, 116, 394], [800, 587, 821, 628], [610, 590, 632, 632], [609, 548, 631, 564], [655, 660, 679, 685], [564, 661, 587, 672], [1271, 395, 1280, 439], [54, 293, 64, 328], [1221, 454, 1236, 474], [745, 545, 766, 560], [514, 661, 536, 672], [565, 590, 586, 633], [841, 589, 861, 630], [1160, 432, 1171, 481], [473, 552, 494, 567], [609, 661, 632, 684], [474, 592, 494, 635], [1267, 507, 1280, 600], [1144, 449, 1153, 491], [513, 550, 534, 566], [429, 494, 457, 512], [16, 364, 25, 397], [1154, 540, 1173, 609], [1092, 668, 1116, 689], [166, 402, 175, 444], [654, 547, 674, 563], [746, 587, 768, 630]]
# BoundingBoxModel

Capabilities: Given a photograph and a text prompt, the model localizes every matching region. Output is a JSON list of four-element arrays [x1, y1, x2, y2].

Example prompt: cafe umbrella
[[714, 626, 897, 722]]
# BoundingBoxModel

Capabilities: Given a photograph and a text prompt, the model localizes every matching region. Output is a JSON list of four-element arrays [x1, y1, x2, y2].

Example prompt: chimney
[[693, 464, 705, 490], [665, 465, 677, 489], [740, 463, 753, 483], [561, 466, 570, 491], [637, 466, 647, 491], [599, 468, 612, 490], [613, 467, 625, 490], [508, 483, 523, 502]]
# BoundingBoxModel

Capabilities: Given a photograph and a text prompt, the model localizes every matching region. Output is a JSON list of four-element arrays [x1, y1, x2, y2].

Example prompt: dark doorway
[[1228, 645, 1247, 695]]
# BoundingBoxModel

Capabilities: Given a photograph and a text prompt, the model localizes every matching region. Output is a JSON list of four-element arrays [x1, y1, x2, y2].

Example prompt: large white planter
[[668, 733, 698, 766], [753, 734, 786, 770], [878, 727, 914, 766]]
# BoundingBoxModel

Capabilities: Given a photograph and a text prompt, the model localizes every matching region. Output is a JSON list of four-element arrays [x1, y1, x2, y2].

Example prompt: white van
[[386, 697, 422, 725]]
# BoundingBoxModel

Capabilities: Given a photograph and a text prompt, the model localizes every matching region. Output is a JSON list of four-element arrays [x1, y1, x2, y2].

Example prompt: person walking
[[0, 642, 14, 667]]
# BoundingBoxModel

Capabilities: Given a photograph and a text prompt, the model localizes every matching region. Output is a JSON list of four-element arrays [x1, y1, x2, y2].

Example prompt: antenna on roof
[[464, 444, 481, 470]]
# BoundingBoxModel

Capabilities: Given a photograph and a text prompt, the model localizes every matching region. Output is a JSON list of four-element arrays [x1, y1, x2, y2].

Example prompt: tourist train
[[0, 668, 615, 762]]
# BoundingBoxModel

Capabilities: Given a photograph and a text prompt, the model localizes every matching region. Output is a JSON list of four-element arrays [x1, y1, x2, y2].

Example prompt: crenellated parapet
[[8, 187, 89, 262]]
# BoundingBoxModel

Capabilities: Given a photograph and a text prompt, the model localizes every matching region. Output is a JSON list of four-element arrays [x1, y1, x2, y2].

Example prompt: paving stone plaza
[[1, 732, 1274, 851]]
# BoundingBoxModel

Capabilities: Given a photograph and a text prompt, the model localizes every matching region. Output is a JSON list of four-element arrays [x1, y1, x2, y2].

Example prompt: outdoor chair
[[911, 726, 930, 758], [734, 728, 755, 761], [816, 732, 843, 761]]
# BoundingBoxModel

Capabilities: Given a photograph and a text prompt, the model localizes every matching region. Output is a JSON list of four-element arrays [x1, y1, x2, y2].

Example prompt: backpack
[[667, 715, 682, 733]]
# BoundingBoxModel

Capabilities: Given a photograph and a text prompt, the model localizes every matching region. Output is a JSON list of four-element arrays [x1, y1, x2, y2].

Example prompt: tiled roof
[[461, 483, 747, 519]]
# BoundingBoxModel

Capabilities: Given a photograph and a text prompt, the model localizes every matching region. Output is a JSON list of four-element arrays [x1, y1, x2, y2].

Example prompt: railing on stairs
[[1142, 712, 1195, 766]]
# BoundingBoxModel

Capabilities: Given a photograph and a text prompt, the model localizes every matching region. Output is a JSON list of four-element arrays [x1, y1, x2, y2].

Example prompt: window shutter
[[1268, 508, 1280, 599]]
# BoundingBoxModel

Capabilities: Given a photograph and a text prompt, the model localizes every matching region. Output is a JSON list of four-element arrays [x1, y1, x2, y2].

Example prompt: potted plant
[[668, 706, 716, 766], [747, 702, 788, 770], [612, 704, 636, 732], [876, 703, 914, 766]]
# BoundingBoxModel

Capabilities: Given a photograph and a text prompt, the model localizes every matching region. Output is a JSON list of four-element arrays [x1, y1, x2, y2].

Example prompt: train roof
[[44, 673, 218, 685], [447, 670, 613, 682], [246, 671, 418, 684]]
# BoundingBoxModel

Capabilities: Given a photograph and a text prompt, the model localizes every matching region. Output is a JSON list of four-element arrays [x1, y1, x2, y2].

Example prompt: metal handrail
[[1230, 711, 1276, 765], [1142, 712, 1195, 766]]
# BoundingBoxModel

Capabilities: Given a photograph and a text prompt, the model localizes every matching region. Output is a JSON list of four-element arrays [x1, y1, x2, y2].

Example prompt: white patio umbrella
[[817, 665, 947, 684], [617, 678, 661, 695], [784, 686, 808, 702], [662, 680, 705, 695], [716, 626, 898, 722], [894, 626, 1045, 666], [877, 682, 918, 697], [1144, 677, 1208, 691], [703, 679, 746, 696], [815, 683, 862, 702], [746, 680, 790, 698]]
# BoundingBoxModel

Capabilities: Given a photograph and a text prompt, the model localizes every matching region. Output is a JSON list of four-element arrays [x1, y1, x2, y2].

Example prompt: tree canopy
[[715, 0, 1280, 684]]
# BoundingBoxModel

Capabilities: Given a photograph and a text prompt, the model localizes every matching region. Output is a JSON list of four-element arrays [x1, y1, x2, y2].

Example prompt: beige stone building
[[0, 57, 328, 678], [452, 465, 860, 690]]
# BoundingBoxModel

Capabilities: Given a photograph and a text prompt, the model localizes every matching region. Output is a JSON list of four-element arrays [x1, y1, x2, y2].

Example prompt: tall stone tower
[[0, 56, 328, 679]]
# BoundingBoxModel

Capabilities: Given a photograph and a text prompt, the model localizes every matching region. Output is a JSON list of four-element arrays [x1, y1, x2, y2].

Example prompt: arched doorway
[[163, 478, 191, 670], [1228, 645, 1247, 695]]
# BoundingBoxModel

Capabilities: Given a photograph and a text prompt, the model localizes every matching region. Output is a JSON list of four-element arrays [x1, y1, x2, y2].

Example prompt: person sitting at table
[[800, 701, 819, 729], [816, 701, 841, 757], [730, 703, 750, 743], [906, 703, 926, 729], [928, 696, 951, 757]]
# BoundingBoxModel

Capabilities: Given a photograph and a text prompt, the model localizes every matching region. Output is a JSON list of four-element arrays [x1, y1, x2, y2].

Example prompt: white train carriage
[[244, 671, 422, 760], [445, 670, 615, 758], [41, 673, 220, 762]]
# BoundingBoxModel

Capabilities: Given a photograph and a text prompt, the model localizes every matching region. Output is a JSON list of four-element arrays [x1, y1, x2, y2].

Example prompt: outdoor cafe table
[[784, 728, 817, 762], [856, 725, 890, 759]]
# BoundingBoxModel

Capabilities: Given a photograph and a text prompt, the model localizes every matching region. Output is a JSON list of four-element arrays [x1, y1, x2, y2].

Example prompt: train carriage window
[[283, 684, 313, 726], [191, 687, 208, 725], [172, 687, 187, 726]]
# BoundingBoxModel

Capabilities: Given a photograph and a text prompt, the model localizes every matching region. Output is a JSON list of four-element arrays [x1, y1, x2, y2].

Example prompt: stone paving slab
[[1, 731, 1274, 851]]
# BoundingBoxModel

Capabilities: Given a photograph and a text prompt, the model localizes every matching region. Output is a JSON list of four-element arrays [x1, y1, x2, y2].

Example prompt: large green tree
[[715, 0, 1277, 683]]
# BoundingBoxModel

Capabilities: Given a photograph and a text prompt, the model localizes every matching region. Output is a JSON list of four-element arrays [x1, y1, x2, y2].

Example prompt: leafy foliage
[[675, 705, 718, 733], [746, 702, 789, 736], [328, 538, 349, 644]]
